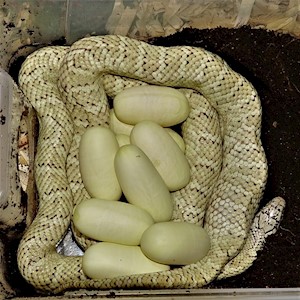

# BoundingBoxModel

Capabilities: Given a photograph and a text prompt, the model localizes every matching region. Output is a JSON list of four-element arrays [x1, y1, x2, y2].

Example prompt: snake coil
[[17, 35, 285, 293]]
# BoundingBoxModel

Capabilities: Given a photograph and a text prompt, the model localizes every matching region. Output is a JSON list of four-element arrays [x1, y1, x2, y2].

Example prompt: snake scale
[[17, 35, 285, 293]]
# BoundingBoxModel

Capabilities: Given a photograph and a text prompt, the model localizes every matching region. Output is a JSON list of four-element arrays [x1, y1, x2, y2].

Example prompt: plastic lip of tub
[[62, 288, 300, 300], [0, 69, 13, 206]]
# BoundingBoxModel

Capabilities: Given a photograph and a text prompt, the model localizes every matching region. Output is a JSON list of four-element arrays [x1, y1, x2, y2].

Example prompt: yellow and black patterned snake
[[17, 35, 285, 293]]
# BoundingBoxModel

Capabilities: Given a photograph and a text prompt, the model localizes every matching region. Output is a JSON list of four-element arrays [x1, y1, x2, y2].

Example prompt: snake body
[[17, 35, 285, 293]]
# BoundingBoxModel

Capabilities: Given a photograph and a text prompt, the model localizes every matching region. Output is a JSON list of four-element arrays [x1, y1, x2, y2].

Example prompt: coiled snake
[[17, 35, 285, 293]]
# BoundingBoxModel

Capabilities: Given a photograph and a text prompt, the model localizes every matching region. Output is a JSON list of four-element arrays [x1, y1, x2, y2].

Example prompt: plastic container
[[0, 69, 13, 207], [3, 0, 300, 69], [1, 1, 300, 300]]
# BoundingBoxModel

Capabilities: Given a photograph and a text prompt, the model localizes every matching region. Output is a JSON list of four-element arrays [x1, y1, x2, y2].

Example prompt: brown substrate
[[6, 26, 300, 296]]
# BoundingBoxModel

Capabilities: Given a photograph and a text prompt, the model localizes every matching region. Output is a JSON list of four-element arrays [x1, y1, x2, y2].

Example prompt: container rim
[[11, 287, 300, 300]]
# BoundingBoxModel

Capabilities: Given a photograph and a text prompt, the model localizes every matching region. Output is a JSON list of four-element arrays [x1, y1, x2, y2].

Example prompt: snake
[[16, 35, 285, 294]]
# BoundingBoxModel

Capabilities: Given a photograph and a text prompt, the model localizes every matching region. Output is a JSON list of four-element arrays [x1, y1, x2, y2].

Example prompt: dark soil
[[7, 26, 300, 295], [151, 26, 300, 288]]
